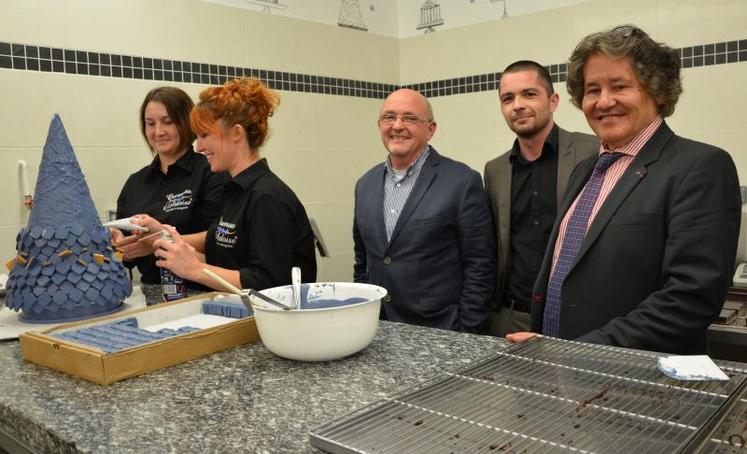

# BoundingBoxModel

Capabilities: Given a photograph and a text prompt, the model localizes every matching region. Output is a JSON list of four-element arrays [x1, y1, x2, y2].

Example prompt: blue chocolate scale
[[54, 318, 200, 353]]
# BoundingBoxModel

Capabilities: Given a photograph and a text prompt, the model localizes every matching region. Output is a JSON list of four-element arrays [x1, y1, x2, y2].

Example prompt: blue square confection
[[78, 232, 91, 245], [37, 293, 51, 307], [71, 262, 86, 274], [68, 288, 83, 302], [56, 260, 71, 274], [27, 263, 42, 276], [53, 291, 67, 305], [85, 288, 99, 301], [55, 227, 69, 239]]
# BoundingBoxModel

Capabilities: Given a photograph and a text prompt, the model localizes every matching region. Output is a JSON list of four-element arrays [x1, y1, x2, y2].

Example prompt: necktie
[[543, 152, 624, 337]]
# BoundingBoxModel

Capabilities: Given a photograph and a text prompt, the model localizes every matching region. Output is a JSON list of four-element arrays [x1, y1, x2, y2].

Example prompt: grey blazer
[[483, 127, 599, 312]]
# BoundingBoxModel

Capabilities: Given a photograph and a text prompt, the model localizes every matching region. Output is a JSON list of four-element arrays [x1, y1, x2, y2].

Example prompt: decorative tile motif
[[338, 0, 368, 31], [0, 38, 744, 99]]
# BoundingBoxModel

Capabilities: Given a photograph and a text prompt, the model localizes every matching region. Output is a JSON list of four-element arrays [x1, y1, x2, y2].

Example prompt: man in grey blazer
[[353, 89, 495, 333], [483, 61, 598, 337], [507, 26, 740, 354]]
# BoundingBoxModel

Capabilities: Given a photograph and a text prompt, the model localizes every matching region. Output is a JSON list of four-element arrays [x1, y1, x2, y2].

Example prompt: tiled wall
[[5, 37, 746, 100], [0, 41, 399, 99], [400, 0, 747, 196], [1, 0, 746, 279], [0, 0, 398, 282]]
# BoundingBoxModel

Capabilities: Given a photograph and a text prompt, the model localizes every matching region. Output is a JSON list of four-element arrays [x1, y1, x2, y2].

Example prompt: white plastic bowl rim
[[252, 282, 386, 312]]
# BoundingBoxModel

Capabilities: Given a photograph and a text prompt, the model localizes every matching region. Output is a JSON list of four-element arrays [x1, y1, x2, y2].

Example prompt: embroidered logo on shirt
[[215, 218, 238, 249], [163, 189, 193, 213]]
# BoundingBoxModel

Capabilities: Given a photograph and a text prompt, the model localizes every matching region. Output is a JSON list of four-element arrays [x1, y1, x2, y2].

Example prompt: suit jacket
[[483, 127, 599, 312], [531, 122, 741, 354], [353, 147, 495, 333]]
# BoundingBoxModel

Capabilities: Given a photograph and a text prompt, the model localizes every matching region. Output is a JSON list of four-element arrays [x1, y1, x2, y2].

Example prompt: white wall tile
[[0, 0, 69, 46], [0, 71, 78, 147], [656, 0, 747, 47]]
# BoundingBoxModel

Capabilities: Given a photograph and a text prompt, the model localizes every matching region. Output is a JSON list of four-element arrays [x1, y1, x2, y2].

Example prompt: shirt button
[[396, 183, 401, 187], [390, 209, 395, 214], [383, 257, 392, 265], [533, 220, 539, 226], [383, 295, 392, 303], [533, 191, 538, 196]]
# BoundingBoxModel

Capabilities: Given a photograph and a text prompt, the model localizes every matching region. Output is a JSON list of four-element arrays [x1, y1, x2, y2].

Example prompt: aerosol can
[[159, 230, 187, 301]]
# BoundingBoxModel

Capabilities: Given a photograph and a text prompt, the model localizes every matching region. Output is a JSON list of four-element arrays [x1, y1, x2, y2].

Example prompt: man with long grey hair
[[509, 25, 741, 354]]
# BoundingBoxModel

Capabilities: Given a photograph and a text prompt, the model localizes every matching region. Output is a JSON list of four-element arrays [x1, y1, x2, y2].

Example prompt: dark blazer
[[353, 147, 495, 333], [531, 122, 741, 354], [483, 127, 599, 311]]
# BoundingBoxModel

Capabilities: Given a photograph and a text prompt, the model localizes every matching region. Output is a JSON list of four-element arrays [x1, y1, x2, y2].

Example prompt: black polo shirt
[[116, 148, 228, 284], [204, 158, 317, 290], [504, 125, 559, 312]]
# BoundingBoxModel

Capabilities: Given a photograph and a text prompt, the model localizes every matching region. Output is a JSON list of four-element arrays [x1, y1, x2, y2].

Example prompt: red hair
[[190, 78, 279, 150]]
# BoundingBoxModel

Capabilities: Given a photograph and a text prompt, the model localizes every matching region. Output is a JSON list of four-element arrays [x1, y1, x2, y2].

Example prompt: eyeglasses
[[612, 25, 642, 39], [378, 113, 431, 125]]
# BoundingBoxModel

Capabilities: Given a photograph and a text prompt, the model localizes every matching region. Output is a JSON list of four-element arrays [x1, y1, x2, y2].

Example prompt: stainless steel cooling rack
[[310, 337, 747, 453]]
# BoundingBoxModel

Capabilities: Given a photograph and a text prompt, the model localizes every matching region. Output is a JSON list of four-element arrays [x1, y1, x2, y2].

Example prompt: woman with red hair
[[132, 78, 317, 291]]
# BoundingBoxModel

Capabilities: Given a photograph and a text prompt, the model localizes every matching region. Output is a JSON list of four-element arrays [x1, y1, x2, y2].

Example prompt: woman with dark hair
[[113, 87, 227, 285], [132, 78, 316, 291]]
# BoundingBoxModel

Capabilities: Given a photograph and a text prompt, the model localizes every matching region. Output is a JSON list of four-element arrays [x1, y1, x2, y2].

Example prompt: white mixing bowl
[[252, 282, 386, 362]]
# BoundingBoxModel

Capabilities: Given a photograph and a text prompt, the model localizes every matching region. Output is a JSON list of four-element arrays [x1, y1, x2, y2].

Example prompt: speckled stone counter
[[0, 285, 508, 453]]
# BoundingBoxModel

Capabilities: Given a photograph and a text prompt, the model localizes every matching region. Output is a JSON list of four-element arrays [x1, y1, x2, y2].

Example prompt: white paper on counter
[[657, 355, 729, 381], [0, 285, 147, 341]]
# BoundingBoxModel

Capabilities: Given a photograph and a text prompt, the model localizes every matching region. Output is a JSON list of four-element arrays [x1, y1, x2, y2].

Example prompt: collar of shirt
[[148, 146, 198, 176], [227, 158, 270, 191], [384, 145, 431, 181], [509, 124, 559, 165], [600, 116, 663, 157]]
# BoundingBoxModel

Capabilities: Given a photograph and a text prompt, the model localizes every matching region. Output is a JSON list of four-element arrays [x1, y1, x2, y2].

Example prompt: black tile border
[[1, 38, 745, 100]]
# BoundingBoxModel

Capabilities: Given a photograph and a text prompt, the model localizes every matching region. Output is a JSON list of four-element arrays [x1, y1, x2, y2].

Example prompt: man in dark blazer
[[508, 25, 741, 354], [484, 60, 598, 337], [353, 89, 495, 333]]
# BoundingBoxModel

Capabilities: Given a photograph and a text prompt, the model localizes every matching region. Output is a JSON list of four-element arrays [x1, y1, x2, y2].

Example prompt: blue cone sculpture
[[5, 114, 131, 323]]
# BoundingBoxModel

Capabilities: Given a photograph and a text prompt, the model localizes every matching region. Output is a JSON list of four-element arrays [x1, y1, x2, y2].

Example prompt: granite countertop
[[0, 285, 508, 453]]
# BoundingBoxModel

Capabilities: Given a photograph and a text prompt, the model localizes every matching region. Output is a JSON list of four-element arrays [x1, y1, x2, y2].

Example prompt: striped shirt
[[383, 146, 430, 241], [550, 116, 663, 274]]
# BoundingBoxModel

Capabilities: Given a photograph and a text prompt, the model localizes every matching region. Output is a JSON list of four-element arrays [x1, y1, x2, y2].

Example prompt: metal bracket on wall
[[309, 218, 329, 258]]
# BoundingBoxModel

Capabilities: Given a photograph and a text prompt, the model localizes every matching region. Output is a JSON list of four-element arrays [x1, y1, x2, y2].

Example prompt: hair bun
[[192, 78, 279, 150]]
